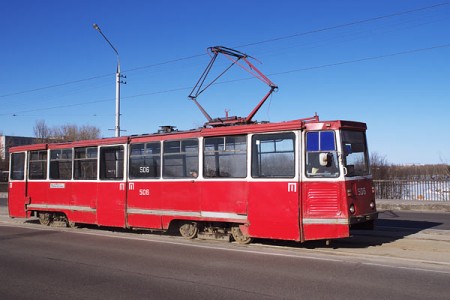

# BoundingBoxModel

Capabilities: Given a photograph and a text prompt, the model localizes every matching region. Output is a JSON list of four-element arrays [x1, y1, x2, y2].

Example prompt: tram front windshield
[[341, 130, 370, 177]]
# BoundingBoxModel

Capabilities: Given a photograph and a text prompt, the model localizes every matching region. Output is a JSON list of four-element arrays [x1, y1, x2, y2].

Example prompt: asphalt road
[[377, 210, 450, 230], [1, 196, 450, 300], [1, 223, 449, 300]]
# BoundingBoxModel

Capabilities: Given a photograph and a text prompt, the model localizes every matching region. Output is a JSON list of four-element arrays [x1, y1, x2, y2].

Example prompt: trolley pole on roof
[[93, 23, 126, 137]]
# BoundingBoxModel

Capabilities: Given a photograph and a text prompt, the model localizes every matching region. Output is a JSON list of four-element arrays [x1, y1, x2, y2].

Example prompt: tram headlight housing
[[349, 204, 355, 214]]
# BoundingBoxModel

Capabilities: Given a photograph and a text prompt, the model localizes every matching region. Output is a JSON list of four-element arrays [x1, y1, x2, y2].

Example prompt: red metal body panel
[[9, 143, 47, 152], [47, 137, 128, 149], [303, 224, 349, 241], [301, 181, 349, 240], [127, 181, 163, 229], [27, 182, 49, 206], [69, 182, 98, 212], [47, 182, 73, 207], [26, 181, 98, 223], [97, 182, 127, 227], [8, 181, 27, 217], [200, 181, 247, 215], [248, 181, 300, 240], [345, 178, 375, 214], [162, 181, 201, 212]]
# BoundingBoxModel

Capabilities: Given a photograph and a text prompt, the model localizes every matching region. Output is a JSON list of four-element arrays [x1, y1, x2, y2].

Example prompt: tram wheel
[[179, 222, 198, 239], [231, 226, 253, 244], [38, 212, 53, 226], [60, 213, 77, 228]]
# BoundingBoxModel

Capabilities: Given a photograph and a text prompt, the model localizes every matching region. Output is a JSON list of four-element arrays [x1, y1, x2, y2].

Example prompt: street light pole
[[93, 23, 125, 137]]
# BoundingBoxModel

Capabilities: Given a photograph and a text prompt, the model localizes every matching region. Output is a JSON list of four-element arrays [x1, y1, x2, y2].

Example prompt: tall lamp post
[[93, 23, 125, 137]]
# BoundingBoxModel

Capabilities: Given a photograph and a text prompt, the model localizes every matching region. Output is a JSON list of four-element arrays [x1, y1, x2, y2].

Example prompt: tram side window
[[74, 147, 97, 180], [100, 146, 124, 180], [129, 142, 161, 179], [204, 135, 247, 178], [305, 131, 339, 178], [163, 139, 198, 178], [10, 152, 25, 180], [29, 150, 47, 180], [251, 132, 295, 178], [50, 149, 72, 180]]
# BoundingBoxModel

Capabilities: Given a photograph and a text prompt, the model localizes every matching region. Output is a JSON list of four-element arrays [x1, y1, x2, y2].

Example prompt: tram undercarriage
[[32, 211, 254, 244]]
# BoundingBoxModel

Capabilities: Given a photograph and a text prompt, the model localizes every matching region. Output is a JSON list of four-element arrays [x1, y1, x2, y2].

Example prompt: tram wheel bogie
[[37, 211, 76, 228], [38, 212, 53, 226], [179, 221, 199, 239], [231, 226, 253, 244]]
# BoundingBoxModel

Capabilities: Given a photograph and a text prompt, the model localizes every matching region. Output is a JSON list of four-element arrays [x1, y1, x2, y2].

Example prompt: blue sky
[[1, 0, 449, 164]]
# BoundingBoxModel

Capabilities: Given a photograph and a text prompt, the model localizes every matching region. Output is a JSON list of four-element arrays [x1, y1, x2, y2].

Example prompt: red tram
[[7, 46, 377, 243], [7, 117, 377, 243]]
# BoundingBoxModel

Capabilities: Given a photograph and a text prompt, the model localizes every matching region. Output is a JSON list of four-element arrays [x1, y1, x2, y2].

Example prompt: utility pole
[[93, 23, 126, 137]]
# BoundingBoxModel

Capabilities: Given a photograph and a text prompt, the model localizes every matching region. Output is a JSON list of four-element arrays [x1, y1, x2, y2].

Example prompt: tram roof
[[9, 118, 366, 152]]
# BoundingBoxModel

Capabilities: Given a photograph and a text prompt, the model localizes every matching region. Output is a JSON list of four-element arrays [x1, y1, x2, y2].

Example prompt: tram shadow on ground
[[253, 213, 442, 250], [22, 210, 442, 250]]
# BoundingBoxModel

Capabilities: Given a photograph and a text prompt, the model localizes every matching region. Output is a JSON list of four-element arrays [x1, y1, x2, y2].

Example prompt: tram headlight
[[347, 189, 353, 197], [370, 201, 375, 209], [349, 204, 355, 214]]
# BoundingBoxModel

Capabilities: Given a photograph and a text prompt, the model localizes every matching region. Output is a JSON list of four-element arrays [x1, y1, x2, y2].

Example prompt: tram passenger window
[[29, 150, 47, 180], [100, 146, 124, 180], [129, 142, 161, 179], [74, 147, 97, 180], [251, 132, 295, 178], [204, 135, 247, 178], [305, 131, 339, 178], [163, 139, 198, 178], [50, 149, 72, 180], [10, 152, 25, 180]]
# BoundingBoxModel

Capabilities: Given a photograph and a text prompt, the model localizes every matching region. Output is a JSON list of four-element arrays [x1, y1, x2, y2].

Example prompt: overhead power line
[[270, 43, 450, 76], [236, 1, 450, 48], [1, 1, 449, 99], [4, 43, 449, 117]]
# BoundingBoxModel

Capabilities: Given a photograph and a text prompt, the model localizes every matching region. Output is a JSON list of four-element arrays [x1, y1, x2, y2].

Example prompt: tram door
[[8, 152, 28, 217], [247, 132, 301, 240], [96, 145, 127, 227]]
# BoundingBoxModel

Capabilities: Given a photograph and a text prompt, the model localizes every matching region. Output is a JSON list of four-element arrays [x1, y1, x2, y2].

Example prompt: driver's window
[[305, 131, 339, 178]]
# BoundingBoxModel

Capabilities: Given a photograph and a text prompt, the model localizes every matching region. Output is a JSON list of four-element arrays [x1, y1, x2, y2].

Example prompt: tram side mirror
[[319, 152, 330, 166]]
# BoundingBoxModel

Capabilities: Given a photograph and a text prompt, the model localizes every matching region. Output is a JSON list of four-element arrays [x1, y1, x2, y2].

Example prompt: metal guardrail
[[374, 180, 450, 201]]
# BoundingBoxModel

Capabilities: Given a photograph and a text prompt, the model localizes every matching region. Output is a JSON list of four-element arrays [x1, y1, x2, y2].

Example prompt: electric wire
[[1, 1, 449, 100], [4, 43, 449, 117], [235, 1, 450, 49]]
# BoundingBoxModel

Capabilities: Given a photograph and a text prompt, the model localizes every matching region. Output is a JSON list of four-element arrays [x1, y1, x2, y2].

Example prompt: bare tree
[[78, 125, 101, 141], [51, 124, 101, 142], [370, 152, 390, 180], [33, 120, 51, 141], [33, 121, 101, 142]]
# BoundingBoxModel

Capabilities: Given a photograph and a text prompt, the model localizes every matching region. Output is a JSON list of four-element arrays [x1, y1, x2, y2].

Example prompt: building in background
[[0, 135, 38, 161]]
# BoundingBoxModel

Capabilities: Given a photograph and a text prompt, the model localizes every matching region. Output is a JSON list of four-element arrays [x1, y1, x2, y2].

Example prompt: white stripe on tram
[[27, 204, 96, 212], [127, 208, 247, 221], [302, 218, 349, 225]]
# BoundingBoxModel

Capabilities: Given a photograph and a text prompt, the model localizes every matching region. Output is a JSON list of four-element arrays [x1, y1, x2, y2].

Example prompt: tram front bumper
[[349, 212, 378, 225]]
